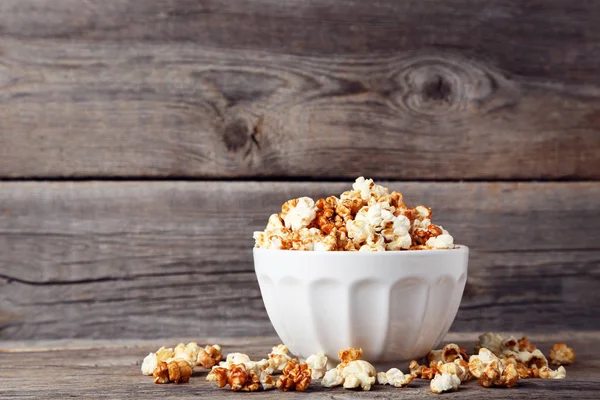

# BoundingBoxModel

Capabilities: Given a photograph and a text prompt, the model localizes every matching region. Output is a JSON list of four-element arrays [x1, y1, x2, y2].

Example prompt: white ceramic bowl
[[253, 246, 468, 363]]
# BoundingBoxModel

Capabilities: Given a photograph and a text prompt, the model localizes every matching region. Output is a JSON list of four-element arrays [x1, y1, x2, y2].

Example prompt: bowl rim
[[253, 244, 468, 256]]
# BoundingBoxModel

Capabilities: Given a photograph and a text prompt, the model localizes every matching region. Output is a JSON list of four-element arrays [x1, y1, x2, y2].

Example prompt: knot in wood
[[221, 118, 250, 152], [393, 55, 501, 116]]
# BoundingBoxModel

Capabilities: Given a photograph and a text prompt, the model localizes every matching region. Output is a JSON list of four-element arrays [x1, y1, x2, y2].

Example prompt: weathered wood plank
[[1, 1, 600, 179], [1, 334, 599, 399], [0, 181, 599, 339]]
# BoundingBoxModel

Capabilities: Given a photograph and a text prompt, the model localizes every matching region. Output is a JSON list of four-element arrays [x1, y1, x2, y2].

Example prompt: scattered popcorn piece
[[322, 348, 376, 391], [167, 342, 198, 368], [322, 367, 344, 388], [430, 372, 461, 394], [208, 364, 263, 391], [376, 368, 414, 387], [197, 344, 223, 369], [153, 360, 192, 384], [439, 359, 471, 382], [153, 361, 171, 384], [141, 352, 158, 376], [469, 348, 500, 378], [305, 352, 328, 379], [341, 360, 377, 391], [548, 343, 576, 366], [276, 359, 312, 391], [478, 360, 519, 388], [267, 344, 293, 374], [520, 349, 549, 370], [441, 343, 464, 363], [140, 345, 175, 375], [502, 357, 531, 379], [409, 360, 440, 379], [538, 365, 567, 380]]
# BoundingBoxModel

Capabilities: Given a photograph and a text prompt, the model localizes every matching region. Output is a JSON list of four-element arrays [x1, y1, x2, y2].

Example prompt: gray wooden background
[[0, 0, 599, 340]]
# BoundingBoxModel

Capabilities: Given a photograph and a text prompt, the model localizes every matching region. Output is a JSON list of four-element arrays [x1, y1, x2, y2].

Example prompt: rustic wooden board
[[1, 181, 599, 339], [1, 0, 600, 179], [1, 333, 599, 399]]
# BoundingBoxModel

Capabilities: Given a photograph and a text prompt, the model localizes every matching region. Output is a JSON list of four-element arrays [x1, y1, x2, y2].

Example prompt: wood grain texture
[[1, 0, 600, 179], [1, 181, 599, 339], [1, 333, 599, 399]]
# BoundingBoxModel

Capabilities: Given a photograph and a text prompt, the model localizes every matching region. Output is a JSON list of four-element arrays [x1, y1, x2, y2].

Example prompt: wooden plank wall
[[0, 0, 599, 339]]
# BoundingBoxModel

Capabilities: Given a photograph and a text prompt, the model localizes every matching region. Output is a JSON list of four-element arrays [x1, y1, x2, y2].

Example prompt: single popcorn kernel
[[305, 352, 328, 379], [376, 368, 414, 387], [478, 361, 519, 388], [340, 360, 377, 391], [152, 360, 192, 384], [267, 344, 293, 374], [208, 366, 229, 387], [338, 347, 363, 365], [548, 343, 575, 366], [276, 359, 312, 392], [153, 361, 171, 384], [439, 359, 471, 382], [197, 344, 223, 369], [441, 343, 463, 363], [538, 365, 567, 380], [168, 360, 193, 384], [430, 372, 461, 394]]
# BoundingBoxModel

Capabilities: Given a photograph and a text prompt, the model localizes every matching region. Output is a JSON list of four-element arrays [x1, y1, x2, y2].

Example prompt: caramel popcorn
[[197, 344, 223, 369], [478, 361, 519, 388], [469, 348, 501, 378], [441, 343, 465, 363], [142, 346, 174, 376], [208, 363, 268, 391], [409, 359, 426, 377], [338, 347, 363, 365], [548, 343, 575, 366], [408, 360, 440, 379], [153, 360, 192, 384], [518, 337, 537, 353], [538, 365, 567, 380], [254, 177, 455, 251], [376, 368, 414, 387], [142, 343, 202, 376], [430, 372, 461, 394], [276, 359, 312, 392]]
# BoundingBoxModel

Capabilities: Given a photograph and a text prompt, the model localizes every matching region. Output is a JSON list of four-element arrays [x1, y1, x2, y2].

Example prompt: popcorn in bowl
[[253, 177, 455, 251]]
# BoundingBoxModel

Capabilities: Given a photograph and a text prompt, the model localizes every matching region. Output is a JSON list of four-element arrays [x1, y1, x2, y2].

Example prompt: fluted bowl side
[[253, 246, 468, 363]]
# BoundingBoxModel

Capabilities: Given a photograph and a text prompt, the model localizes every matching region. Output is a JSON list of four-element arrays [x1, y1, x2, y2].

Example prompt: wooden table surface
[[2, 332, 599, 399]]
